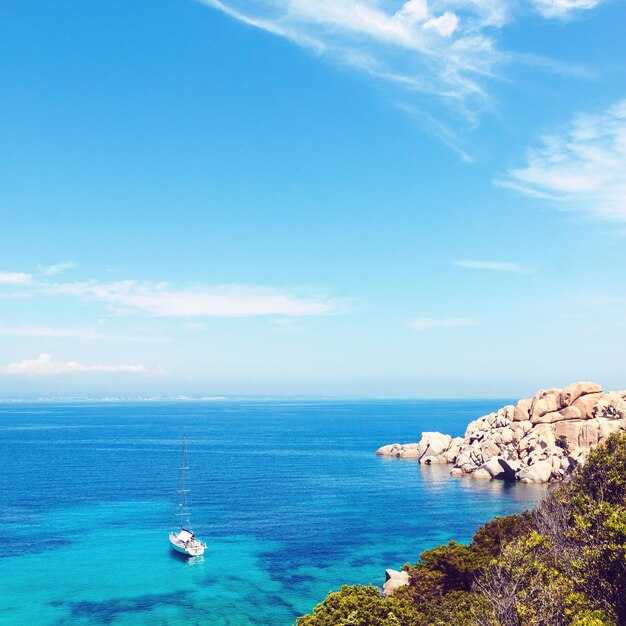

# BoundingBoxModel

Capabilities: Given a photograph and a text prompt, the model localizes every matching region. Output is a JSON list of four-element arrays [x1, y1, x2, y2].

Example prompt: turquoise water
[[0, 401, 546, 625]]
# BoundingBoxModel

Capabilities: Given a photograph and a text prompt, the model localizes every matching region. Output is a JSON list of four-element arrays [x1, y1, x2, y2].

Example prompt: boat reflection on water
[[168, 549, 206, 568]]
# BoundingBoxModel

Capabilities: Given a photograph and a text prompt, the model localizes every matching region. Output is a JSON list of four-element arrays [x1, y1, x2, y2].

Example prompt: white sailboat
[[169, 433, 207, 557]]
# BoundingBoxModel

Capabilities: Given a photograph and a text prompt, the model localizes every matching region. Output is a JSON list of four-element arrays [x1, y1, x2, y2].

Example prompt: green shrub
[[295, 585, 423, 626], [296, 433, 626, 626], [470, 511, 535, 561]]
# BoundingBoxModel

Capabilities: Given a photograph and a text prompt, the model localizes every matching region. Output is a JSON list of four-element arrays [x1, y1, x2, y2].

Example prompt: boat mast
[[178, 432, 191, 531]]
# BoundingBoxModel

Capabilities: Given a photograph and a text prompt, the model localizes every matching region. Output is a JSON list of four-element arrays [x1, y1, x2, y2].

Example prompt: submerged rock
[[376, 443, 403, 456], [376, 443, 421, 458]]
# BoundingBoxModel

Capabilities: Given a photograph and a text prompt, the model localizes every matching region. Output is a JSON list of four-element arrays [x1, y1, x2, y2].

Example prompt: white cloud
[[45, 280, 341, 317], [200, 0, 505, 110], [499, 99, 626, 222], [395, 102, 475, 161], [531, 0, 603, 18], [409, 317, 479, 330], [0, 323, 106, 339], [199, 0, 602, 117], [37, 262, 77, 276], [0, 272, 32, 285], [423, 11, 459, 37], [454, 260, 531, 273], [1, 354, 147, 376]]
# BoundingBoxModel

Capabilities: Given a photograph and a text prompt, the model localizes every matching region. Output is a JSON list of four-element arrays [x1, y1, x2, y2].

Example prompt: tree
[[295, 585, 423, 626], [475, 531, 578, 626], [536, 434, 626, 625], [296, 434, 626, 626]]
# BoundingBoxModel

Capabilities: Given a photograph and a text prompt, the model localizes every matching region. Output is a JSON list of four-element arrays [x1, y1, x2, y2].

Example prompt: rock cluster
[[375, 433, 460, 462], [376, 382, 626, 483]]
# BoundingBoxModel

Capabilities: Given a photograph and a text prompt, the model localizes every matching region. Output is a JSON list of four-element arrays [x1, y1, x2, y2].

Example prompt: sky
[[1, 0, 625, 398]]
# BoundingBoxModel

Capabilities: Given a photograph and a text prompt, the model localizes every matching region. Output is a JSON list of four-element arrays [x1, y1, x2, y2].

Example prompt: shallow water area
[[0, 400, 546, 625]]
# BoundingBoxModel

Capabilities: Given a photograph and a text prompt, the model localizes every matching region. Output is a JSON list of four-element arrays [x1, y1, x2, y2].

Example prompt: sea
[[0, 400, 547, 625]]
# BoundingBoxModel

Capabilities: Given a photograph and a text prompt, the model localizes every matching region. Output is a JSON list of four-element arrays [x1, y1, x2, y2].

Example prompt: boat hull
[[169, 533, 206, 557]]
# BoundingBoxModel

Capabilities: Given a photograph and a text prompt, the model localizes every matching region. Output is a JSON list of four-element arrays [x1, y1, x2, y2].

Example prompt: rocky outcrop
[[382, 569, 410, 596], [377, 434, 462, 464], [377, 382, 626, 483], [376, 443, 422, 459]]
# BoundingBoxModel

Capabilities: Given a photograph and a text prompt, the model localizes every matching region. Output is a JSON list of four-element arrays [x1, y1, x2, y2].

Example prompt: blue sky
[[1, 0, 625, 398]]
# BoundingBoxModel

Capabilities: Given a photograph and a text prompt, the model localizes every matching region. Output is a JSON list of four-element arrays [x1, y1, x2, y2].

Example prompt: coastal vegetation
[[296, 433, 626, 626]]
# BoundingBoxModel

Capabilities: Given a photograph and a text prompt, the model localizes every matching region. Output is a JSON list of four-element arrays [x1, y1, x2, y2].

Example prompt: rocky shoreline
[[377, 382, 626, 483]]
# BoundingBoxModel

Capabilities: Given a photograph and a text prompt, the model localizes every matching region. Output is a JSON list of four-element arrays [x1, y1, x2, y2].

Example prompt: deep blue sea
[[0, 400, 547, 625]]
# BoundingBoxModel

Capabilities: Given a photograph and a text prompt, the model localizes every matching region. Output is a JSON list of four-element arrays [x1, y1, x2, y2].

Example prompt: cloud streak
[[199, 0, 602, 119], [45, 280, 342, 317], [454, 260, 531, 273], [409, 317, 479, 331], [498, 99, 626, 222], [0, 272, 32, 285], [37, 262, 77, 276], [200, 0, 503, 112], [0, 322, 106, 340], [531, 0, 604, 18], [1, 354, 147, 376]]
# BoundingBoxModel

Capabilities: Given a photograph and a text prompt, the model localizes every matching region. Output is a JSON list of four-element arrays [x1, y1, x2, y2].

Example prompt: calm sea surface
[[0, 400, 546, 625]]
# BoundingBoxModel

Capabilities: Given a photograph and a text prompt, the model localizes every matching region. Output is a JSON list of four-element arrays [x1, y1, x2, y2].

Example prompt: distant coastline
[[0, 394, 515, 402], [0, 394, 230, 403]]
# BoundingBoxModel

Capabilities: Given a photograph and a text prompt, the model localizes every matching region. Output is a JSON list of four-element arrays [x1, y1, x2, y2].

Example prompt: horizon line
[[0, 394, 521, 403]]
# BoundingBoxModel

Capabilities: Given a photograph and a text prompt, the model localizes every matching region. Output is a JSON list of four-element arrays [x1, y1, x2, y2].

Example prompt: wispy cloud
[[0, 270, 344, 320], [200, 0, 504, 113], [498, 99, 626, 222], [0, 272, 32, 285], [0, 320, 171, 343], [45, 280, 342, 318], [569, 291, 626, 310], [454, 260, 531, 273], [531, 0, 604, 19], [37, 262, 77, 276], [199, 0, 600, 120], [395, 103, 474, 161], [409, 317, 479, 331], [1, 354, 147, 376], [0, 322, 106, 340]]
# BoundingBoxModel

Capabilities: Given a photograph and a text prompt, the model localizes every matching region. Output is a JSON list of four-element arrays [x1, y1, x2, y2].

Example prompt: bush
[[572, 433, 626, 505], [297, 434, 626, 626], [295, 585, 423, 626], [470, 511, 534, 561]]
